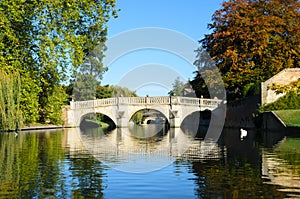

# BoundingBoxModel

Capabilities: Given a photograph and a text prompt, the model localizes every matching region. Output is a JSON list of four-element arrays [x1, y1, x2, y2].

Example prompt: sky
[[102, 0, 224, 96]]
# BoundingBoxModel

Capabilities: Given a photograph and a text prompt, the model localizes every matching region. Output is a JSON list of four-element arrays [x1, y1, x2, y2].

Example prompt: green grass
[[25, 123, 61, 127], [99, 121, 110, 128], [274, 110, 300, 127], [85, 119, 111, 129]]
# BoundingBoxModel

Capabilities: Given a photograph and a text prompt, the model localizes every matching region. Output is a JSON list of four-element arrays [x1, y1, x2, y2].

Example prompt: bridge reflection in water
[[65, 126, 300, 196], [65, 125, 224, 173]]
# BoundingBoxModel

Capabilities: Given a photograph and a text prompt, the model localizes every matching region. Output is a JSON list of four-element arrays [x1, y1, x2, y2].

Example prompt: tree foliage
[[262, 92, 300, 111], [73, 44, 109, 101], [0, 69, 23, 131], [199, 0, 300, 99], [269, 79, 300, 95], [168, 77, 185, 96], [19, 73, 41, 125], [69, 83, 137, 101], [96, 85, 113, 99], [131, 110, 147, 124], [0, 0, 118, 126], [110, 85, 137, 97], [190, 48, 226, 99], [41, 86, 67, 124], [73, 74, 99, 101], [262, 79, 300, 110]]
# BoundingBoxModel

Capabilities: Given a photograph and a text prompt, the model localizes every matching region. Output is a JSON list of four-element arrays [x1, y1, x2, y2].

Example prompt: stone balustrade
[[70, 96, 222, 110]]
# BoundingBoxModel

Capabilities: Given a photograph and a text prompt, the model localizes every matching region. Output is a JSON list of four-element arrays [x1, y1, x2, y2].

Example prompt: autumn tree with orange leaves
[[196, 0, 300, 99]]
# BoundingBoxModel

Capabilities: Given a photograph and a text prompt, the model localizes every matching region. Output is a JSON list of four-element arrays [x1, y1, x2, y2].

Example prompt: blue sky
[[102, 0, 224, 96]]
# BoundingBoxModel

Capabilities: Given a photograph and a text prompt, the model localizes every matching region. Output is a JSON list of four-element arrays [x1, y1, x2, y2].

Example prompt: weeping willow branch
[[0, 69, 23, 131]]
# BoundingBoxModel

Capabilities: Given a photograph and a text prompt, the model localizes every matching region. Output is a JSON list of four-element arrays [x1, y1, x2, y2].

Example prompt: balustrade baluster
[[70, 96, 222, 109]]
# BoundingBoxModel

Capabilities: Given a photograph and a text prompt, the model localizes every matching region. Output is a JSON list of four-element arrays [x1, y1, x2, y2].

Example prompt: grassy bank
[[84, 119, 114, 129], [274, 110, 300, 127]]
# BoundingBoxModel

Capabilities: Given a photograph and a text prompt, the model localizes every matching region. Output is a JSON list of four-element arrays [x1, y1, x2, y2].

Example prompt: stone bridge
[[65, 96, 223, 128]]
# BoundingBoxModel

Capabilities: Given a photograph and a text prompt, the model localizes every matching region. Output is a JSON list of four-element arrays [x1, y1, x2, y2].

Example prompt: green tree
[[131, 110, 146, 124], [96, 85, 113, 99], [70, 83, 137, 101], [262, 92, 300, 111], [111, 85, 137, 97], [199, 0, 300, 99], [42, 86, 67, 124], [73, 74, 99, 101], [32, 0, 117, 121], [19, 73, 41, 125], [0, 0, 118, 125], [0, 1, 40, 126], [0, 68, 23, 131], [168, 77, 185, 96], [73, 44, 109, 101]]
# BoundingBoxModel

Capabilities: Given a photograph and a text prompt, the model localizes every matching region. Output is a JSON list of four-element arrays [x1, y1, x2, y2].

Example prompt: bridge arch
[[129, 108, 170, 125], [78, 110, 118, 128]]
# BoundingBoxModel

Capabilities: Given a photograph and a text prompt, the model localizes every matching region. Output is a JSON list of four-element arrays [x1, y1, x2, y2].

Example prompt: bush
[[262, 92, 300, 111]]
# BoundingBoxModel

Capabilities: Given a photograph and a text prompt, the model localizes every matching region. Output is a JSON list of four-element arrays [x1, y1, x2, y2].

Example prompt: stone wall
[[261, 68, 300, 105], [62, 105, 70, 127], [262, 112, 286, 131], [224, 95, 260, 128]]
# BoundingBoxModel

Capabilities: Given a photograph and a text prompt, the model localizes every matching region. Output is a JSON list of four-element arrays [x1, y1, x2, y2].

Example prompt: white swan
[[240, 128, 247, 140]]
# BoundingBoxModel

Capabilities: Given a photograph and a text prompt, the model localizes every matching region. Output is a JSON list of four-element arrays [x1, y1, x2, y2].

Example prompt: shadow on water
[[180, 110, 211, 139]]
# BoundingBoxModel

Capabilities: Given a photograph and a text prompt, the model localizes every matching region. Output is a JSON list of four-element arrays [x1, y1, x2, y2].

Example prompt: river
[[0, 125, 299, 198]]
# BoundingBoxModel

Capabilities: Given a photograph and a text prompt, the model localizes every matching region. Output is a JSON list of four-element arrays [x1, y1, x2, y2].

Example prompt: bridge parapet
[[70, 96, 223, 110], [70, 98, 118, 109], [66, 96, 224, 128], [118, 96, 170, 105]]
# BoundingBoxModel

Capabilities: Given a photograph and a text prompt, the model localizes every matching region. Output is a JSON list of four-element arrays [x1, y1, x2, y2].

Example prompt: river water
[[0, 125, 299, 199]]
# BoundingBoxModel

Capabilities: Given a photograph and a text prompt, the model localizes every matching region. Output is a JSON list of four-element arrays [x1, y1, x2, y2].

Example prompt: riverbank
[[20, 119, 113, 132], [21, 125, 64, 131], [262, 110, 300, 134], [274, 110, 300, 127], [80, 119, 116, 131]]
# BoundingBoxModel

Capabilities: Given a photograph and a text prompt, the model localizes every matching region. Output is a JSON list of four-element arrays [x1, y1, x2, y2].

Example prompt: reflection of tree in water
[[0, 131, 67, 198], [69, 156, 105, 199], [68, 128, 106, 198], [36, 131, 66, 197], [191, 160, 286, 199], [188, 128, 289, 198], [0, 130, 106, 199]]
